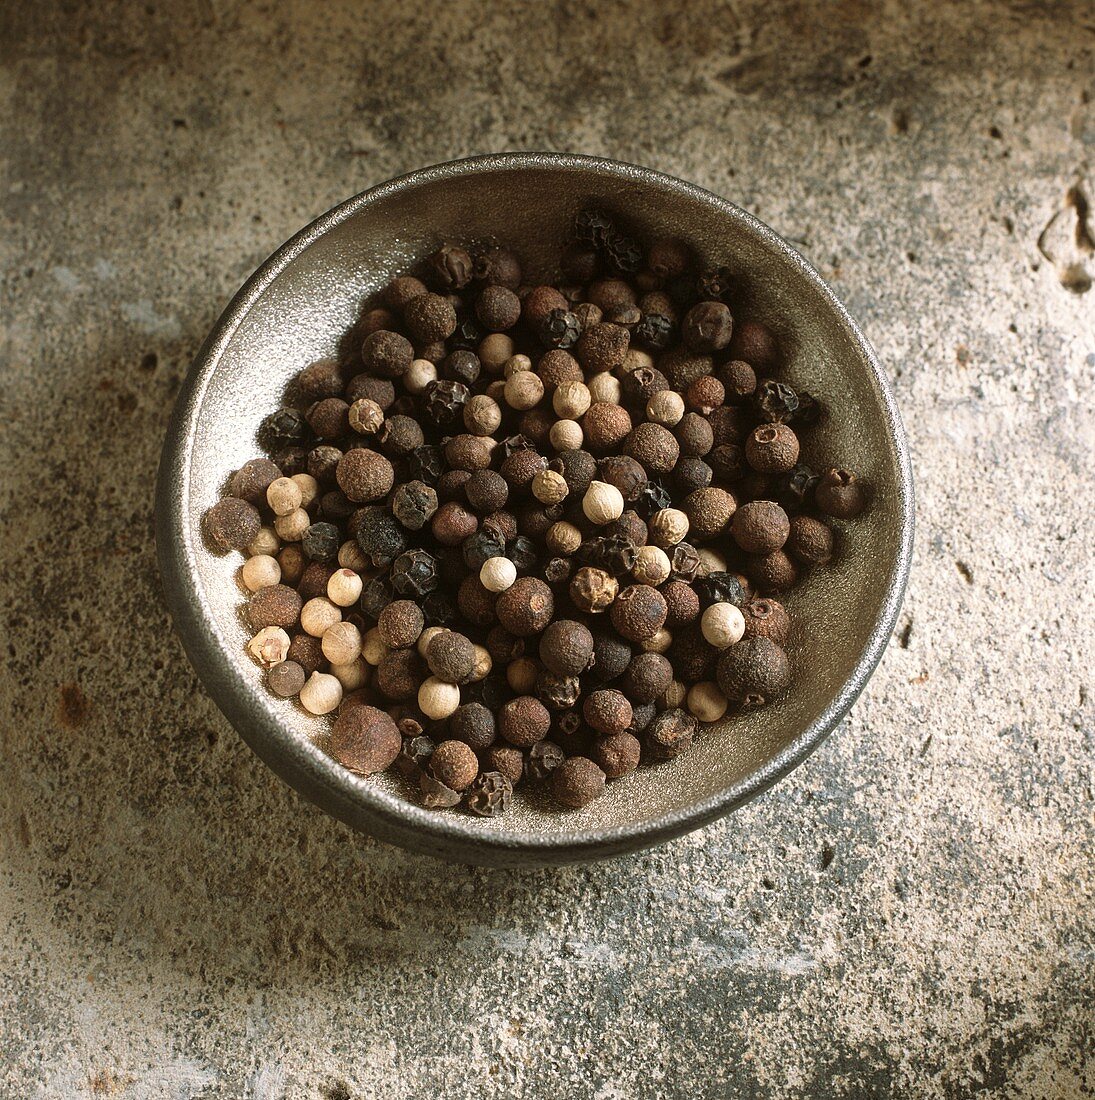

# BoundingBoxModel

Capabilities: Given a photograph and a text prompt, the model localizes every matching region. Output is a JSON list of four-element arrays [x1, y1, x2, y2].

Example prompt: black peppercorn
[[301, 521, 340, 563], [407, 444, 445, 486], [390, 481, 438, 532], [506, 535, 539, 575], [390, 549, 439, 598], [543, 557, 573, 584], [448, 315, 484, 351], [634, 478, 673, 519], [427, 243, 474, 289], [394, 734, 436, 778], [422, 379, 471, 428], [753, 379, 800, 424], [465, 470, 508, 514], [709, 444, 746, 482], [442, 350, 481, 387], [421, 591, 456, 627], [693, 571, 750, 608], [420, 772, 462, 809], [535, 668, 581, 711], [682, 301, 733, 353], [669, 542, 702, 582], [359, 573, 394, 620], [306, 445, 342, 484], [577, 535, 638, 577], [772, 464, 819, 512], [538, 308, 582, 349], [634, 312, 675, 351], [350, 507, 406, 568], [465, 771, 512, 817], [645, 708, 696, 760], [258, 407, 311, 450], [449, 702, 496, 751], [462, 522, 507, 570], [526, 739, 567, 782]]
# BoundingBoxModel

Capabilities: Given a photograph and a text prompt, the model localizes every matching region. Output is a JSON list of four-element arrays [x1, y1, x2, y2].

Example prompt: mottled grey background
[[0, 2, 1092, 1098]]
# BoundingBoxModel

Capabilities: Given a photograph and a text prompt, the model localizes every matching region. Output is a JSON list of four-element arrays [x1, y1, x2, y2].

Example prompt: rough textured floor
[[1, 2, 1092, 1097]]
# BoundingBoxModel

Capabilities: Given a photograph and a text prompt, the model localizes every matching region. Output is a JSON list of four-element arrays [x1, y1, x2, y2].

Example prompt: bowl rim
[[156, 151, 914, 864]]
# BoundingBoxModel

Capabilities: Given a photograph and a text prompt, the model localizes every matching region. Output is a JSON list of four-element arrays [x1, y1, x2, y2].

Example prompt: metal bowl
[[155, 153, 913, 866]]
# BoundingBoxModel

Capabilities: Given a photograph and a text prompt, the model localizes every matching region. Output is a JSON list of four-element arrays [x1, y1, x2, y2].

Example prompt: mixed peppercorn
[[204, 212, 868, 814]]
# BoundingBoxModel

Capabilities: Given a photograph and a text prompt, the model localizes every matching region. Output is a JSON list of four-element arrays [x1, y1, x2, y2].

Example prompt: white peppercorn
[[687, 681, 729, 722], [241, 554, 281, 592], [632, 545, 671, 586], [403, 359, 438, 395], [418, 676, 461, 720], [247, 626, 290, 667], [480, 555, 517, 593], [698, 548, 728, 575], [479, 333, 515, 371], [267, 476, 303, 516], [361, 627, 389, 666], [247, 525, 280, 557], [291, 473, 319, 508], [337, 539, 369, 571], [330, 657, 369, 692], [701, 602, 746, 648], [549, 419, 583, 451], [464, 393, 503, 436], [470, 644, 492, 682], [326, 568, 363, 607], [504, 370, 544, 410], [532, 468, 569, 505], [274, 507, 310, 542], [553, 380, 592, 419], [587, 372, 622, 405], [300, 596, 342, 638], [648, 508, 690, 547], [299, 671, 343, 715], [507, 656, 539, 694], [642, 628, 673, 654], [583, 481, 625, 525], [646, 391, 685, 426], [321, 620, 363, 666], [546, 521, 583, 555], [502, 354, 533, 378]]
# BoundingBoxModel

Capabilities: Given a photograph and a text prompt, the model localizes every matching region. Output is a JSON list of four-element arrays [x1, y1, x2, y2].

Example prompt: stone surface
[[0, 2, 1092, 1097]]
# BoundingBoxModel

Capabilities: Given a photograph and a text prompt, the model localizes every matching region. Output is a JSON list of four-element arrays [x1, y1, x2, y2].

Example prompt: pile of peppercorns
[[203, 212, 867, 814]]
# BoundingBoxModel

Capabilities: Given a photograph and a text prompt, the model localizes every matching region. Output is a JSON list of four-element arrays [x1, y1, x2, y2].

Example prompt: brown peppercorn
[[456, 575, 498, 627], [450, 702, 497, 750], [431, 501, 479, 547], [597, 455, 648, 503], [428, 739, 479, 792], [522, 285, 570, 327], [685, 375, 726, 415], [787, 515, 834, 564], [404, 292, 457, 343], [344, 373, 396, 409], [426, 630, 476, 684], [496, 577, 554, 636], [660, 348, 714, 389], [716, 636, 791, 704], [623, 422, 679, 475], [536, 349, 584, 393], [570, 566, 618, 614], [582, 402, 632, 453], [500, 448, 548, 493], [552, 756, 607, 808], [745, 423, 800, 473], [815, 468, 867, 518], [576, 322, 630, 373], [293, 358, 343, 402], [378, 415, 425, 457], [378, 600, 425, 649], [728, 319, 779, 369], [476, 285, 522, 331], [376, 648, 425, 701], [359, 307, 397, 337], [718, 359, 757, 403], [229, 457, 282, 504], [383, 275, 428, 310], [204, 497, 261, 553], [746, 549, 798, 592], [287, 632, 323, 675], [484, 745, 524, 785], [620, 651, 673, 704], [591, 731, 641, 779], [500, 695, 552, 748], [247, 583, 302, 631], [330, 705, 402, 776], [361, 329, 413, 378], [682, 301, 733, 353], [610, 584, 668, 643], [662, 580, 700, 629], [267, 659, 306, 698], [539, 619, 594, 677], [443, 434, 493, 472], [708, 405, 749, 446], [742, 598, 791, 645], [645, 708, 697, 760], [675, 412, 714, 458], [583, 689, 633, 736], [475, 246, 522, 289], [731, 500, 790, 553], [305, 397, 349, 440], [683, 488, 737, 540], [335, 448, 395, 503], [465, 469, 509, 514]]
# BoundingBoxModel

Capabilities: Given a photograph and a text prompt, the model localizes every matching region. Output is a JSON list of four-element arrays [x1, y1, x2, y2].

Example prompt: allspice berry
[[361, 329, 413, 378], [685, 375, 725, 415], [746, 550, 798, 593], [476, 285, 522, 331], [745, 423, 800, 474], [662, 579, 700, 628], [619, 652, 673, 704], [376, 647, 426, 702], [329, 706, 401, 775], [552, 756, 607, 808], [378, 600, 425, 648], [591, 732, 641, 779], [728, 318, 779, 369], [718, 359, 758, 403], [675, 412, 714, 458], [581, 402, 632, 452], [428, 739, 479, 792], [540, 620, 594, 677], [583, 689, 633, 736], [684, 488, 736, 540], [815, 468, 867, 518], [431, 501, 479, 546], [645, 708, 697, 760], [731, 500, 790, 553], [500, 696, 552, 748], [247, 583, 302, 631], [576, 322, 630, 373], [450, 702, 497, 751], [623, 422, 679, 475], [716, 636, 791, 705], [742, 598, 791, 644], [495, 577, 554, 636], [610, 584, 668, 643], [426, 630, 476, 684], [335, 449, 395, 503], [786, 515, 834, 564], [204, 497, 261, 553]]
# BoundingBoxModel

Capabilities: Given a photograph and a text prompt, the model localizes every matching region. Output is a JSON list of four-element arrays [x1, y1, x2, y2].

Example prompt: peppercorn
[[535, 668, 581, 711], [539, 619, 594, 677], [669, 457, 710, 497], [394, 732, 435, 778], [675, 412, 714, 459], [335, 449, 394, 503], [550, 451, 596, 498], [473, 246, 522, 289], [581, 402, 632, 453], [344, 374, 396, 410], [401, 293, 456, 344], [450, 702, 497, 752], [424, 738, 477, 792], [701, 602, 746, 649], [504, 369, 545, 411], [645, 390, 685, 428], [329, 705, 401, 775], [280, 634, 319, 678], [377, 414, 425, 458], [644, 707, 696, 760], [360, 329, 413, 379], [495, 576, 554, 636], [428, 501, 477, 547], [347, 398, 384, 436], [716, 359, 757, 404], [578, 688, 631, 736], [526, 739, 566, 782], [753, 379, 800, 424], [647, 508, 689, 549], [592, 731, 642, 779], [687, 681, 729, 723], [815, 468, 867, 518], [305, 445, 341, 485], [229, 457, 282, 505], [746, 549, 798, 593], [537, 308, 581, 349], [436, 469, 472, 502], [505, 534, 539, 574], [350, 507, 406, 568], [246, 626, 290, 668], [708, 445, 745, 484], [741, 598, 791, 645], [423, 243, 472, 290], [478, 555, 516, 594], [623, 422, 679, 475], [680, 300, 732, 353], [266, 659, 306, 698], [389, 548, 439, 599], [377, 600, 425, 650], [582, 481, 625, 526], [387, 481, 436, 532], [745, 423, 800, 474], [258, 407, 311, 451], [204, 497, 261, 553], [506, 657, 538, 695], [422, 591, 457, 627], [270, 445, 307, 478], [422, 630, 474, 685], [631, 311, 674, 351], [382, 275, 427, 310], [552, 756, 606, 808], [419, 772, 461, 809], [786, 515, 834, 565], [241, 553, 281, 593], [301, 521, 340, 563], [609, 584, 667, 643], [500, 448, 547, 494], [422, 378, 470, 427], [465, 770, 513, 816], [728, 318, 779, 369], [617, 651, 671, 704], [462, 523, 507, 571], [716, 636, 790, 705], [500, 696, 551, 748], [570, 566, 618, 614]]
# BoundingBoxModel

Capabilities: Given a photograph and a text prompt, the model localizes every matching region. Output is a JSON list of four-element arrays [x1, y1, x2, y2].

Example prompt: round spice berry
[[379, 415, 426, 458], [418, 677, 461, 720], [716, 636, 791, 705], [477, 555, 515, 594], [815, 468, 867, 518], [241, 554, 281, 593], [742, 598, 791, 644], [745, 423, 800, 474], [428, 243, 473, 289], [576, 322, 630, 373], [552, 756, 607, 808], [648, 508, 689, 548], [345, 374, 396, 410], [247, 626, 290, 668], [592, 731, 642, 779], [348, 398, 384, 435], [730, 500, 789, 554], [645, 708, 697, 760], [587, 372, 621, 405], [403, 292, 457, 343], [570, 567, 618, 614], [685, 375, 725, 415], [532, 469, 569, 506], [660, 580, 699, 630], [428, 501, 476, 547], [623, 422, 679, 475], [581, 402, 632, 452], [620, 651, 673, 704], [610, 584, 667, 643], [582, 481, 625, 526], [482, 747, 524, 787], [403, 359, 438, 396], [680, 488, 734, 541], [450, 702, 497, 752], [335, 449, 394, 503], [500, 696, 551, 748], [747, 550, 798, 593], [646, 390, 685, 426], [539, 619, 594, 677], [426, 630, 476, 684], [787, 515, 835, 564], [701, 602, 746, 649], [583, 689, 632, 735], [378, 600, 425, 649], [632, 545, 671, 586], [299, 672, 343, 716], [495, 576, 554, 636], [267, 659, 306, 698], [687, 681, 729, 723], [718, 359, 757, 403], [330, 705, 401, 776], [427, 739, 479, 793], [383, 275, 427, 309], [675, 412, 714, 458], [728, 318, 779, 369], [287, 632, 323, 675], [549, 420, 583, 451], [682, 301, 733, 352], [321, 620, 363, 666], [500, 448, 547, 494], [204, 497, 261, 553], [504, 370, 544, 411], [376, 648, 425, 700]]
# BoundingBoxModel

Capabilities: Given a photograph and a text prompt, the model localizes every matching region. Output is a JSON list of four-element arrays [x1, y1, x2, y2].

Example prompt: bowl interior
[[172, 156, 908, 860]]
